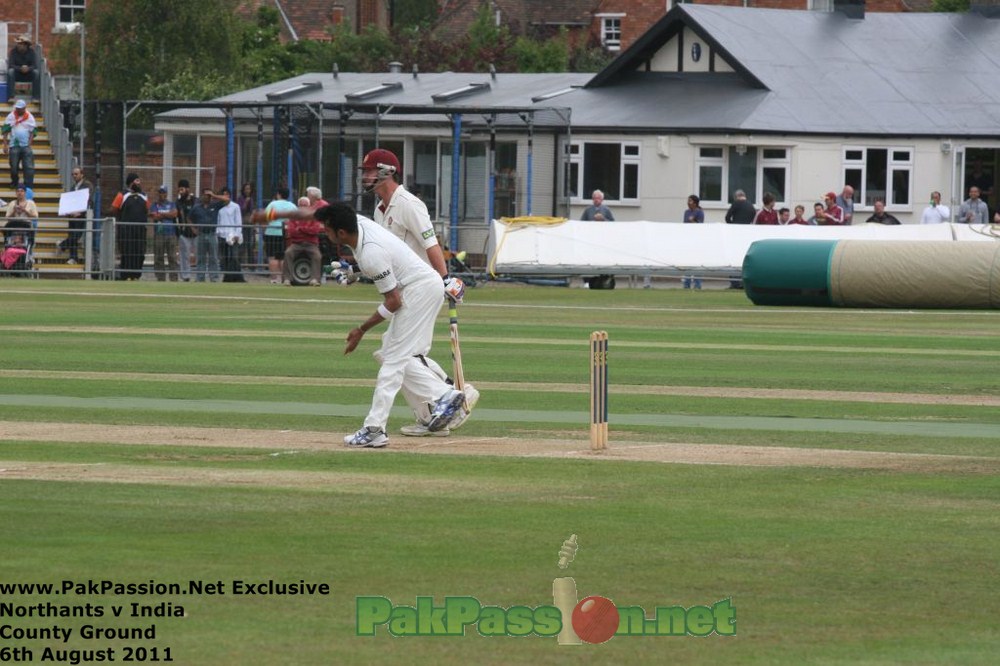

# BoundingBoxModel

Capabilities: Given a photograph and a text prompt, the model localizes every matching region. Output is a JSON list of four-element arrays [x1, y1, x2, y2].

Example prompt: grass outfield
[[1, 281, 998, 664]]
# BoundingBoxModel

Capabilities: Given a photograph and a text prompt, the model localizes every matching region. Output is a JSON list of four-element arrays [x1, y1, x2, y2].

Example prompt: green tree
[[931, 0, 969, 10], [85, 0, 246, 100], [394, 0, 440, 27], [512, 31, 569, 73]]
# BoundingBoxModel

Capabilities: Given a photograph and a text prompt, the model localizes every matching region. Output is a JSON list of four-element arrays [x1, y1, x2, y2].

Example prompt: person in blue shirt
[[149, 186, 178, 281]]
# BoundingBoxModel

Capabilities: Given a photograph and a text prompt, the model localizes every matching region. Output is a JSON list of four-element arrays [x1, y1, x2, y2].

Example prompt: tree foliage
[[85, 0, 245, 100], [80, 0, 615, 100], [931, 0, 969, 10]]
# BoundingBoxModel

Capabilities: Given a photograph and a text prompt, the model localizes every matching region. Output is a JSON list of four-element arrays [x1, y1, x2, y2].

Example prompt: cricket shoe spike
[[427, 389, 464, 432]]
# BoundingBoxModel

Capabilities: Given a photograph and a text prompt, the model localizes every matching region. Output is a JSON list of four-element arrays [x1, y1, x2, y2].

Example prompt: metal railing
[[35, 43, 75, 191]]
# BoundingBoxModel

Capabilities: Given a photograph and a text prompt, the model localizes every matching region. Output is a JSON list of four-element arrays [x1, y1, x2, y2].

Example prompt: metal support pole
[[79, 24, 85, 167], [225, 108, 235, 193], [450, 114, 462, 251], [488, 114, 496, 223]]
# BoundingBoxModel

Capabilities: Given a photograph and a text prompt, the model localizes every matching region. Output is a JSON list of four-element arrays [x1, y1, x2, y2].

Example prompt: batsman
[[353, 148, 479, 437]]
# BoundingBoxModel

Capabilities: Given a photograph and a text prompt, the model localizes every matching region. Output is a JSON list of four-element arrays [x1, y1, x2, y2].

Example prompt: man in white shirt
[[215, 187, 245, 282], [281, 202, 465, 448], [920, 191, 950, 224], [358, 148, 478, 437]]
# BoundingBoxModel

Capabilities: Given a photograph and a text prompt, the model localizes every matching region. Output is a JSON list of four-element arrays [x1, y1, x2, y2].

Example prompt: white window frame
[[596, 14, 624, 52], [842, 146, 913, 210], [694, 145, 791, 207], [56, 0, 86, 28], [695, 146, 727, 206], [568, 140, 641, 205], [759, 148, 790, 208]]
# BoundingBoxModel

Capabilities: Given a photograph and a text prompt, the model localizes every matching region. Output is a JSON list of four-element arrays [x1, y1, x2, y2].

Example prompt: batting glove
[[443, 275, 465, 303]]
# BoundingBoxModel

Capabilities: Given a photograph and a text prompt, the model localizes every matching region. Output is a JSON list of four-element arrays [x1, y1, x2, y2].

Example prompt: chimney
[[834, 0, 865, 20], [388, 61, 403, 74]]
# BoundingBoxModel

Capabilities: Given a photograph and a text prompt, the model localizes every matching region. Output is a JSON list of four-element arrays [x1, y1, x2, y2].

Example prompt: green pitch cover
[[742, 239, 837, 306]]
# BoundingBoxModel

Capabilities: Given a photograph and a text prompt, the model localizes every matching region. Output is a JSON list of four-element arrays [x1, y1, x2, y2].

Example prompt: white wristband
[[377, 304, 394, 320]]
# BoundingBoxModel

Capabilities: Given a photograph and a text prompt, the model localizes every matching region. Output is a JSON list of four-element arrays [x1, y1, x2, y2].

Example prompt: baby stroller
[[1, 219, 35, 277]]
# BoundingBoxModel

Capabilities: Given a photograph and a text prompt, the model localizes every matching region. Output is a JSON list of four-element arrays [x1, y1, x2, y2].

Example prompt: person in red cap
[[819, 191, 845, 225], [356, 148, 479, 437]]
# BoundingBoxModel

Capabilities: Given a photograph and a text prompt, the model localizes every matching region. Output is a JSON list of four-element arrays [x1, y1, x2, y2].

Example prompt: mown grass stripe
[[1, 394, 998, 439]]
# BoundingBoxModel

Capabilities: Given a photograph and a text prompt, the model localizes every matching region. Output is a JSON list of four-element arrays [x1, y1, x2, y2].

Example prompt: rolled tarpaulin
[[742, 239, 837, 306], [744, 239, 1000, 308], [830, 241, 1000, 308]]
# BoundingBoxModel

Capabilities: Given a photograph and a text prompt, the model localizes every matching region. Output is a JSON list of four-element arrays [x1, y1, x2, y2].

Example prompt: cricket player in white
[[358, 148, 479, 437], [281, 202, 464, 448]]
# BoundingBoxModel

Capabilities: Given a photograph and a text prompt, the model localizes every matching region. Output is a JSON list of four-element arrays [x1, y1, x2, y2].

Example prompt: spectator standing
[[235, 182, 256, 265], [581, 189, 615, 221], [724, 189, 755, 288], [957, 186, 989, 225], [175, 179, 197, 281], [778, 208, 791, 225], [215, 187, 245, 283], [819, 192, 845, 225], [681, 194, 704, 290], [260, 187, 297, 284], [189, 187, 222, 282], [110, 173, 149, 280], [752, 193, 779, 224], [576, 188, 616, 289], [149, 185, 179, 281], [356, 148, 476, 437], [305, 186, 329, 209], [865, 199, 901, 225], [807, 203, 827, 226], [965, 160, 993, 213], [59, 167, 93, 264], [836, 186, 855, 225], [724, 190, 755, 224], [6, 35, 39, 100], [2, 99, 36, 189], [921, 191, 950, 224], [789, 205, 811, 225]]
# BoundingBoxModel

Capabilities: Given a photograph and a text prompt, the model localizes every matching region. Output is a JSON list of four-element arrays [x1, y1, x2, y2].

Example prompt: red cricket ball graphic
[[571, 595, 619, 644]]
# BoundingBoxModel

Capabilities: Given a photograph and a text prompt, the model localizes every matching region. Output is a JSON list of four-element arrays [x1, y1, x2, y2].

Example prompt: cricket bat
[[448, 302, 469, 411]]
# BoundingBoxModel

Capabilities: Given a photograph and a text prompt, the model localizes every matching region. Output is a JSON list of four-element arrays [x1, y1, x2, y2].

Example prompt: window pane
[[700, 147, 723, 159], [413, 140, 438, 217], [844, 168, 862, 195], [865, 149, 887, 206], [623, 164, 638, 199], [583, 143, 621, 200], [891, 169, 910, 206], [762, 148, 786, 160], [567, 163, 579, 199], [624, 144, 639, 156], [892, 150, 910, 162], [698, 165, 722, 202], [762, 167, 786, 202], [728, 147, 757, 204], [845, 149, 864, 161]]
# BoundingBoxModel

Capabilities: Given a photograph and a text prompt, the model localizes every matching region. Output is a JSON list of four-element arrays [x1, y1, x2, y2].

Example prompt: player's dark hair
[[315, 202, 359, 234]]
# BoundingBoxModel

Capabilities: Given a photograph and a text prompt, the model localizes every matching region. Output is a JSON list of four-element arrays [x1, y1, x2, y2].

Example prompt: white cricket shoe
[[344, 426, 388, 448], [427, 389, 464, 432], [400, 423, 450, 437], [447, 383, 479, 430]]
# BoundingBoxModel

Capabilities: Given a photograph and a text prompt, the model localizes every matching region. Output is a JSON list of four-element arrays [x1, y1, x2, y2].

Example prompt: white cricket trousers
[[364, 276, 452, 430]]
